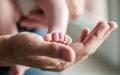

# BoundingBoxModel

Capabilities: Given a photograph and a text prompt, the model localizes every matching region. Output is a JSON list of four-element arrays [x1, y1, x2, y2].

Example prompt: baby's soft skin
[[20, 11, 72, 45], [19, 0, 86, 45], [19, 0, 69, 28], [19, 0, 72, 45], [19, 0, 86, 46], [44, 32, 72, 45]]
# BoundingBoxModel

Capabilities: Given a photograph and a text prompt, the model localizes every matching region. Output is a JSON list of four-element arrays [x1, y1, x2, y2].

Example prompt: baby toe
[[59, 33, 65, 43], [44, 34, 52, 41], [52, 32, 60, 42]]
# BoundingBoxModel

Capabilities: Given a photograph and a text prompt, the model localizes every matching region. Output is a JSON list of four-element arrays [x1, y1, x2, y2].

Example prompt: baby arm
[[0, 0, 20, 35]]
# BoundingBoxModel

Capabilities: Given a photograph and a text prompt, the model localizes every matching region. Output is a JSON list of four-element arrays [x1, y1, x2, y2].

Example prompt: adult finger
[[42, 42, 76, 62], [71, 21, 109, 58], [20, 18, 47, 29], [82, 21, 109, 50], [104, 21, 118, 38], [28, 12, 46, 23], [79, 28, 90, 42]]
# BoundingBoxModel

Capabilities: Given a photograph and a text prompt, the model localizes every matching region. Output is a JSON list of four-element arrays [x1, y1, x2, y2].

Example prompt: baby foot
[[44, 32, 72, 45]]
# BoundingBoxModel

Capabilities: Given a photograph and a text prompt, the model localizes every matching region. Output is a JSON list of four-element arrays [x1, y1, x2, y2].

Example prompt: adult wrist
[[0, 35, 13, 66]]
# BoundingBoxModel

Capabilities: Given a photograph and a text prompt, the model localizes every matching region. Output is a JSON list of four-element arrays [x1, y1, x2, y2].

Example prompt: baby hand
[[20, 11, 47, 29], [44, 32, 72, 45]]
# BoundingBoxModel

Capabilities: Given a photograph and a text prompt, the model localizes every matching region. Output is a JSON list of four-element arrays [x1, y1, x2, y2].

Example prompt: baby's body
[[17, 0, 72, 45], [16, 0, 38, 16]]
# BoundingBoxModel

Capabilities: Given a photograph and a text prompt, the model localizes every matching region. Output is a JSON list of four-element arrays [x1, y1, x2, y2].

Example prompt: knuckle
[[92, 33, 99, 39]]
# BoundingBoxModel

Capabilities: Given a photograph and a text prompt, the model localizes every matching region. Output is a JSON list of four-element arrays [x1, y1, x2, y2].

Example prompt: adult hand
[[4, 32, 75, 71], [59, 21, 118, 71], [0, 0, 32, 75], [3, 21, 117, 72]]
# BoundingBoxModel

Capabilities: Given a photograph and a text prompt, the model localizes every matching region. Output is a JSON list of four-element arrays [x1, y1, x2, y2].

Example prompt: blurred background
[[65, 0, 120, 75]]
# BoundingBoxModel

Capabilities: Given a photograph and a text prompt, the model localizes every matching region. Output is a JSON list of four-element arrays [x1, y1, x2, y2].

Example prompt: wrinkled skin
[[3, 21, 117, 72]]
